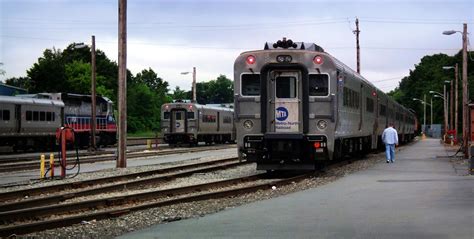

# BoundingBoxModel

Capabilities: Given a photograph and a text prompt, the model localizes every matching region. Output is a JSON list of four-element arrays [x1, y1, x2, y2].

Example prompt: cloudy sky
[[1, 0, 473, 93]]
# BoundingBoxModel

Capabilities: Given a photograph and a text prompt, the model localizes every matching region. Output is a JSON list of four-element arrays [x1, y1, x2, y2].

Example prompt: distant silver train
[[234, 39, 416, 170], [0, 93, 117, 151], [161, 101, 235, 146]]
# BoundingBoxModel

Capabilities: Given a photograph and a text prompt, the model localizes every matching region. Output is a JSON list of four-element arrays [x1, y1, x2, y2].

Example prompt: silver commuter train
[[161, 101, 235, 146], [234, 39, 416, 170], [0, 95, 64, 150]]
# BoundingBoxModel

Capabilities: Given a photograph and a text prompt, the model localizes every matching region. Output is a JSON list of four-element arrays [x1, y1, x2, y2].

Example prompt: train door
[[171, 110, 185, 133], [15, 105, 21, 133], [217, 112, 220, 132], [268, 71, 302, 133]]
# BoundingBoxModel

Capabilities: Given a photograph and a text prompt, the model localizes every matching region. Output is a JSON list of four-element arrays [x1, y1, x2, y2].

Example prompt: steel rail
[[0, 145, 235, 173], [0, 159, 246, 212], [0, 157, 239, 201]]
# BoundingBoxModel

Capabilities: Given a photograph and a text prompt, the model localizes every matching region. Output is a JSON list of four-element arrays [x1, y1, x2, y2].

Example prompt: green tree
[[171, 86, 190, 100], [5, 76, 31, 90]]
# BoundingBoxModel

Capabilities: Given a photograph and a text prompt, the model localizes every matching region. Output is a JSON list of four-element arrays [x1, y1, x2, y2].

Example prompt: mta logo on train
[[276, 107, 289, 121]]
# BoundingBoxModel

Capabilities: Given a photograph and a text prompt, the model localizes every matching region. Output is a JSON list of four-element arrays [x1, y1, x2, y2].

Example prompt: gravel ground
[[22, 150, 389, 239]]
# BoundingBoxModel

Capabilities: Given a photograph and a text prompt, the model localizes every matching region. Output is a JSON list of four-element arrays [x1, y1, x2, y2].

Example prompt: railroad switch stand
[[56, 127, 75, 178]]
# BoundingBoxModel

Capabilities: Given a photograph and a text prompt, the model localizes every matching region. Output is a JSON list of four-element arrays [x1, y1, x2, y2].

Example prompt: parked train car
[[0, 95, 64, 150], [161, 101, 235, 146], [234, 38, 416, 170], [0, 93, 117, 151]]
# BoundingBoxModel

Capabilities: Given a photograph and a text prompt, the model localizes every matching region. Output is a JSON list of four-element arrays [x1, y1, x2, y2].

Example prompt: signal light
[[189, 105, 193, 110], [246, 55, 256, 65], [313, 55, 323, 65], [313, 142, 321, 148]]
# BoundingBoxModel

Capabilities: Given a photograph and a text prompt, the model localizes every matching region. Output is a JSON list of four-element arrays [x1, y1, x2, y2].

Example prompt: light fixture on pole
[[181, 67, 197, 102], [443, 64, 459, 141], [429, 89, 447, 136], [443, 23, 469, 159], [413, 96, 431, 135], [73, 37, 97, 151]]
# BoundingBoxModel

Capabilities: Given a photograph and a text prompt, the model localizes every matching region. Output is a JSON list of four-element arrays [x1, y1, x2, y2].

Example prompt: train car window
[[366, 98, 374, 112], [241, 74, 260, 96], [46, 112, 52, 121], [175, 112, 182, 120], [26, 111, 32, 121], [187, 112, 195, 119], [0, 110, 2, 120], [164, 112, 170, 119], [52, 112, 55, 122], [309, 74, 329, 96], [40, 111, 46, 121], [276, 76, 297, 98], [2, 110, 9, 120], [33, 111, 39, 121], [380, 105, 387, 116], [223, 116, 232, 124]]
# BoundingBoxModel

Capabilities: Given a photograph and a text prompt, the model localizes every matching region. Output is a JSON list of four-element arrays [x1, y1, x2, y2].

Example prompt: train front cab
[[163, 105, 196, 145], [238, 62, 332, 171]]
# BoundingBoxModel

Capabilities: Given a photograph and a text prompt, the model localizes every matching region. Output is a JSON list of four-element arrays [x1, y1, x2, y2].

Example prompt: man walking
[[382, 122, 399, 163]]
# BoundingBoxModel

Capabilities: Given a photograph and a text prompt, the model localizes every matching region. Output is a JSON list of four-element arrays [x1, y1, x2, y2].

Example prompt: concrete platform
[[119, 138, 474, 239]]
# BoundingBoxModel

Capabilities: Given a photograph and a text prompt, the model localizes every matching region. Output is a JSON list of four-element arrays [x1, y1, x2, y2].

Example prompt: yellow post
[[40, 154, 45, 179], [147, 139, 151, 150], [50, 153, 54, 178]]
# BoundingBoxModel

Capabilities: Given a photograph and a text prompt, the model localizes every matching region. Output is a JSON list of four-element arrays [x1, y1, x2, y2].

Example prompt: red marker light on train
[[372, 91, 377, 96], [313, 55, 323, 65], [313, 142, 321, 148], [246, 55, 256, 65], [188, 105, 193, 110]]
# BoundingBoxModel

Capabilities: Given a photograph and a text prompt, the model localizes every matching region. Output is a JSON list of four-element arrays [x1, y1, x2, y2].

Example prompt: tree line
[[4, 43, 234, 133], [388, 50, 474, 131]]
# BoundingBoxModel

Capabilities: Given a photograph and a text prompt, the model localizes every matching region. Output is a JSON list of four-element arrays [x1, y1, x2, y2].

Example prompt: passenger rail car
[[0, 93, 117, 151], [234, 39, 416, 170], [0, 95, 64, 150], [161, 102, 235, 146]]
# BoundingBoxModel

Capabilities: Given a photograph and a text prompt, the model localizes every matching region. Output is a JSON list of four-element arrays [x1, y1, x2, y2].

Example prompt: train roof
[[0, 95, 64, 106], [164, 102, 234, 112], [16, 93, 113, 104]]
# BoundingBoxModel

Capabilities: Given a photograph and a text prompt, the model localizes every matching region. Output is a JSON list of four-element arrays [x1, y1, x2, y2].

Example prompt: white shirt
[[382, 126, 398, 145]]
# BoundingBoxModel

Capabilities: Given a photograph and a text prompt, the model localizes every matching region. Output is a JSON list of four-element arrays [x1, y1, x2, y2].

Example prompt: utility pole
[[461, 23, 468, 159], [444, 84, 448, 135], [455, 63, 459, 138], [353, 18, 361, 74], [424, 94, 427, 133], [192, 67, 196, 102], [450, 78, 454, 132], [117, 0, 127, 168], [90, 35, 97, 151]]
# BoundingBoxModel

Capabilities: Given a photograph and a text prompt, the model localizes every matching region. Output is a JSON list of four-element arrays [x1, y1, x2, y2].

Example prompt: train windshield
[[276, 76, 297, 98], [241, 74, 260, 96], [309, 74, 329, 96]]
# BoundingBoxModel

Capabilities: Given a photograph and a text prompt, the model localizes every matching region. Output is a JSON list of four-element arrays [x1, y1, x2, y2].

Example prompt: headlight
[[243, 120, 254, 130], [317, 120, 328, 130]]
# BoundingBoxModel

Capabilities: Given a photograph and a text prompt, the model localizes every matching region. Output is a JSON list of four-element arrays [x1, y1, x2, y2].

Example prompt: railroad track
[[0, 157, 313, 237], [0, 144, 236, 173]]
